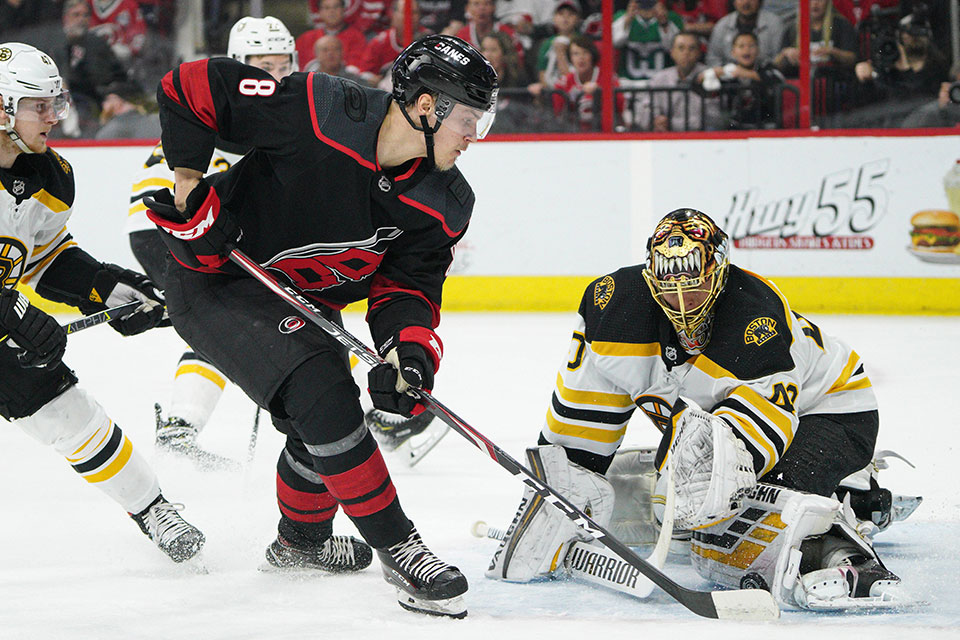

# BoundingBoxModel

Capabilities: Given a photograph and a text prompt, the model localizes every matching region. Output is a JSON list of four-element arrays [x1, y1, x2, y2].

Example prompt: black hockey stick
[[225, 249, 779, 620], [248, 406, 261, 463], [62, 301, 142, 334]]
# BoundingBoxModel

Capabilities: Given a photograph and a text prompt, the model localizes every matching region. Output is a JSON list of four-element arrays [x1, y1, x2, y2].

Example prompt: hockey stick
[[62, 301, 142, 334], [224, 248, 779, 620], [248, 406, 261, 463]]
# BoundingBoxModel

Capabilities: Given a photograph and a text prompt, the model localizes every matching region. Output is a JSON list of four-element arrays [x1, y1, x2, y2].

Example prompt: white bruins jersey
[[542, 264, 877, 479], [126, 143, 243, 234], [0, 149, 79, 291]]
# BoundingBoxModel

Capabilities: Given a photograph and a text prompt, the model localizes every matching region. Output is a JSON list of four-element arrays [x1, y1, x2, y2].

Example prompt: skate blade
[[178, 552, 209, 575], [395, 589, 467, 619], [803, 596, 928, 612], [396, 422, 450, 468]]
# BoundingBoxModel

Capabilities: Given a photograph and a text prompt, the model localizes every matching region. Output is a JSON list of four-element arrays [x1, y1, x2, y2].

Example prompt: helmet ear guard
[[642, 209, 730, 350]]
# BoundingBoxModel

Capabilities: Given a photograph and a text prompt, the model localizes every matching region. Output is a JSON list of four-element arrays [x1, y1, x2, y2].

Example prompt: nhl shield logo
[[594, 275, 615, 310], [378, 175, 392, 193], [12, 180, 25, 196], [744, 317, 777, 346], [664, 345, 677, 362]]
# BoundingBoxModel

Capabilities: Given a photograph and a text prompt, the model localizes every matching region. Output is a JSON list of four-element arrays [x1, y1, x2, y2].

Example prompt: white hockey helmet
[[0, 42, 69, 152], [227, 16, 298, 69]]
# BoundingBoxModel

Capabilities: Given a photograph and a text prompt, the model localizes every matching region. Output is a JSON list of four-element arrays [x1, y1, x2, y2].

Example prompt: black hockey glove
[[0, 288, 67, 369], [80, 265, 165, 336], [144, 181, 241, 271], [368, 327, 442, 417]]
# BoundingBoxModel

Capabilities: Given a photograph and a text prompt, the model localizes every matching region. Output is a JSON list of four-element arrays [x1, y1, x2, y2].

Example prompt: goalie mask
[[642, 209, 729, 351]]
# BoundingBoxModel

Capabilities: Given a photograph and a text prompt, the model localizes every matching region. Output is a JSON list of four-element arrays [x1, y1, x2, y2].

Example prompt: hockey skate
[[794, 558, 909, 611], [365, 409, 447, 467], [377, 527, 468, 618], [835, 450, 922, 538], [131, 495, 205, 563], [264, 534, 373, 573], [154, 404, 240, 471]]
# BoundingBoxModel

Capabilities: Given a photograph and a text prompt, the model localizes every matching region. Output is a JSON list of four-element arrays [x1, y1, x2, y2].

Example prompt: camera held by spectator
[[865, 3, 930, 81]]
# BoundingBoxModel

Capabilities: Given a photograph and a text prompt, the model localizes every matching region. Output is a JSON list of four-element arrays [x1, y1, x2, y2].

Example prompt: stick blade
[[711, 589, 780, 620]]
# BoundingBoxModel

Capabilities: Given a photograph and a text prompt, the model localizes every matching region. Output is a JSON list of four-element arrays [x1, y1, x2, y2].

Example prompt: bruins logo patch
[[0, 48, 11, 62], [0, 236, 28, 288], [744, 317, 777, 346], [594, 275, 615, 310]]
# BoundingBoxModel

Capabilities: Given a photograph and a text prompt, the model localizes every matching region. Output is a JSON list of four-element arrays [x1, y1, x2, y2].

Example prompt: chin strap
[[397, 99, 439, 168], [1, 117, 36, 154]]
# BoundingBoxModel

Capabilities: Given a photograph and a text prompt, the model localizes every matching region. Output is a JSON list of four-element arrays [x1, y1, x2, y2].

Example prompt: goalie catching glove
[[80, 264, 165, 336], [0, 288, 66, 368], [145, 180, 241, 271], [368, 327, 442, 417], [486, 445, 615, 582], [668, 399, 756, 529]]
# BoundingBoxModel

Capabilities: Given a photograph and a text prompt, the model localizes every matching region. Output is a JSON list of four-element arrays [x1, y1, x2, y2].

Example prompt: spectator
[[297, 0, 367, 73], [553, 34, 622, 130], [53, 0, 129, 135], [310, 0, 390, 36], [636, 31, 712, 131], [483, 31, 529, 87], [708, 30, 785, 128], [0, 0, 60, 42], [494, 0, 555, 47], [852, 11, 949, 127], [612, 0, 684, 83], [85, 0, 147, 62], [705, 0, 784, 67], [95, 79, 161, 139], [534, 0, 582, 87], [418, 0, 467, 33], [455, 0, 526, 65], [901, 61, 960, 128], [306, 34, 369, 86], [774, 0, 856, 78], [358, 0, 429, 88], [668, 0, 726, 39]]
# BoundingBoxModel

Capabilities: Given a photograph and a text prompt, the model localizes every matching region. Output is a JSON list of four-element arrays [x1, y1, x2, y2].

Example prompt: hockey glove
[[144, 181, 241, 271], [368, 327, 442, 417], [0, 288, 67, 368], [80, 265, 165, 336]]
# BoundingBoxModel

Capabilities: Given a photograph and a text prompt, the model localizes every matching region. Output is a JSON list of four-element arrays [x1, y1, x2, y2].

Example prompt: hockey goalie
[[485, 209, 922, 611]]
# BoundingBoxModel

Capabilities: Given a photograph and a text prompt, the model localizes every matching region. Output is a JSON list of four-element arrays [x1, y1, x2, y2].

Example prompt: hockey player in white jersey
[[486, 208, 918, 610], [0, 42, 204, 562]]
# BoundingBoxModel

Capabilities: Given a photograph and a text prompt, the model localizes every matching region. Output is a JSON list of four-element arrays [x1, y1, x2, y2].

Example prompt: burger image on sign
[[907, 210, 960, 263]]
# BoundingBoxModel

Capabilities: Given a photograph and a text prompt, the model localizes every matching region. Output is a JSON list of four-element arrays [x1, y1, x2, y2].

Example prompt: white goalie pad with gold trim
[[485, 445, 615, 582]]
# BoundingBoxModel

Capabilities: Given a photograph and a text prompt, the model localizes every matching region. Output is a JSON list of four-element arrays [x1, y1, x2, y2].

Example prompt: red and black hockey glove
[[144, 180, 241, 271], [368, 327, 443, 417], [0, 288, 67, 369], [79, 264, 166, 336]]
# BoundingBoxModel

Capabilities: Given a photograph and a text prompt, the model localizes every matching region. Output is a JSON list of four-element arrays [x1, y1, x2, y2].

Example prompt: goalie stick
[[62, 301, 142, 334], [471, 457, 676, 601], [223, 247, 780, 621]]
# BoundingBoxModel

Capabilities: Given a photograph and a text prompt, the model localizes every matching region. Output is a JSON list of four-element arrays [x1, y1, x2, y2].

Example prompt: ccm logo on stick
[[279, 316, 305, 334]]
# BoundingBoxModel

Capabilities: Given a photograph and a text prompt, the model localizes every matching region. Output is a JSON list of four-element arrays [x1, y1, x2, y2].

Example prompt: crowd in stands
[[3, 0, 957, 137]]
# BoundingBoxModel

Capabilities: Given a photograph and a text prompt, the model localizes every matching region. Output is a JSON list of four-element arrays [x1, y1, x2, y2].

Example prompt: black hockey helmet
[[392, 34, 499, 145]]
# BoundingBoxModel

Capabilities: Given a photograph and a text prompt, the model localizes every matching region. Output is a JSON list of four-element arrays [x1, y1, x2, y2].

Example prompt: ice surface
[[2, 313, 958, 639]]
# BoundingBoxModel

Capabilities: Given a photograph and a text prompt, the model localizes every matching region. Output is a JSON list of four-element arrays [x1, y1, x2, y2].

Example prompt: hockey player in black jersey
[[487, 209, 919, 611], [144, 34, 498, 617], [0, 42, 204, 563]]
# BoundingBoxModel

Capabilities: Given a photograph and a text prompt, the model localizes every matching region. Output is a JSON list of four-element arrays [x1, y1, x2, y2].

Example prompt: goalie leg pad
[[485, 445, 615, 582]]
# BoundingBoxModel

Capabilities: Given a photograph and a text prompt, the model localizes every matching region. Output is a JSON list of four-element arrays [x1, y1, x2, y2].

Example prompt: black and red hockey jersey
[[156, 59, 475, 346]]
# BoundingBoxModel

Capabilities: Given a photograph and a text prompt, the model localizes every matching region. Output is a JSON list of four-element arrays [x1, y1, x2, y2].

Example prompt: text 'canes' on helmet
[[641, 208, 730, 351], [391, 34, 499, 159], [228, 16, 298, 70], [0, 42, 69, 153]]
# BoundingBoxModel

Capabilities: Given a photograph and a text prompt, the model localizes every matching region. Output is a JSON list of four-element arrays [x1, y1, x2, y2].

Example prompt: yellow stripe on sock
[[176, 363, 227, 389], [82, 436, 133, 484]]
